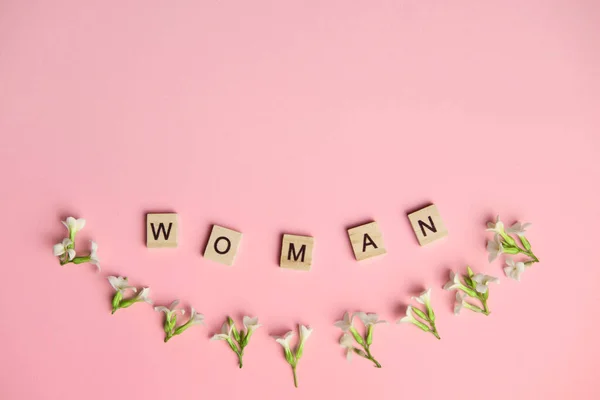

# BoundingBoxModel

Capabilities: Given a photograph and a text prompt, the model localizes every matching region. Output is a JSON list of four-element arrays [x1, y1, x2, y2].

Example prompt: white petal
[[67, 249, 76, 260], [211, 333, 229, 341], [476, 284, 488, 294], [53, 243, 65, 256], [346, 349, 353, 361], [299, 325, 313, 342], [155, 306, 169, 313], [107, 276, 121, 291], [169, 299, 180, 310], [76, 219, 86, 231]]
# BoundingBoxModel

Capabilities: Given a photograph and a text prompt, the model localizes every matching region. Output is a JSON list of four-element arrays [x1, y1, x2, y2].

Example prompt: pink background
[[1, 1, 599, 399]]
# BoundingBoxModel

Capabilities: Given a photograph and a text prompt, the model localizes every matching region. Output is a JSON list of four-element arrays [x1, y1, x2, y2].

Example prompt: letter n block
[[280, 234, 314, 271], [203, 225, 243, 266], [407, 204, 448, 246], [347, 221, 386, 261], [146, 213, 178, 248]]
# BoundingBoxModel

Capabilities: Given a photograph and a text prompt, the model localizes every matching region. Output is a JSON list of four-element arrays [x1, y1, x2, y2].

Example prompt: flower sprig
[[108, 276, 153, 314], [487, 216, 539, 268], [155, 300, 205, 342], [398, 288, 440, 339], [335, 312, 386, 368], [443, 268, 499, 316], [273, 325, 313, 387], [211, 316, 261, 368], [53, 217, 100, 270]]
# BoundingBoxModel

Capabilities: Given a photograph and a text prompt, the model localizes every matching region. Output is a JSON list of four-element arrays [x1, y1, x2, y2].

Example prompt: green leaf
[[349, 327, 365, 346], [520, 235, 532, 251], [466, 266, 474, 277], [228, 317, 241, 342], [111, 291, 123, 312], [503, 246, 519, 254], [411, 307, 429, 322], [463, 276, 474, 288], [366, 325, 374, 346]]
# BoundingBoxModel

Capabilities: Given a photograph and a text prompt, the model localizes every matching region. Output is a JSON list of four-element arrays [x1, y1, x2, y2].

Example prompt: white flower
[[339, 334, 354, 361], [53, 238, 75, 260], [334, 312, 354, 332], [274, 331, 295, 350], [188, 307, 205, 325], [486, 235, 504, 263], [398, 306, 417, 324], [443, 271, 462, 291], [472, 274, 500, 293], [134, 287, 153, 304], [243, 316, 261, 333], [454, 292, 465, 315], [89, 241, 100, 270], [299, 325, 313, 344], [211, 322, 234, 341], [504, 259, 526, 281], [107, 276, 137, 293], [355, 312, 387, 326], [506, 222, 531, 236], [62, 217, 86, 235], [412, 288, 431, 307], [154, 299, 184, 318], [486, 215, 505, 234]]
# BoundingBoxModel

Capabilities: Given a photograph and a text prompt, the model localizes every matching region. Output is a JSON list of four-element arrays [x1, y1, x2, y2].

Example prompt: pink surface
[[1, 1, 599, 399]]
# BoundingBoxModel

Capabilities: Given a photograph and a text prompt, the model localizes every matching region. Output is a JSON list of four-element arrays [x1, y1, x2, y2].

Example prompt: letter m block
[[146, 213, 178, 248], [280, 234, 314, 271]]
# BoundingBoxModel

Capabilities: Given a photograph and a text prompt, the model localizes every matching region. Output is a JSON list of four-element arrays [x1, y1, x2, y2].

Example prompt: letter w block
[[280, 234, 314, 271], [146, 213, 178, 248]]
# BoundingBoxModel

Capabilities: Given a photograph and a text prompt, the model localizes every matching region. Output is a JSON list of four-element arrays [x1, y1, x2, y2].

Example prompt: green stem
[[481, 299, 490, 316], [430, 322, 441, 340], [364, 346, 381, 368], [292, 365, 298, 388], [237, 352, 244, 368]]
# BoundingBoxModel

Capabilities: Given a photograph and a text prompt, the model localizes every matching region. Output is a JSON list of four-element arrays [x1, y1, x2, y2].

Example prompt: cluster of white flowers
[[155, 300, 205, 342], [443, 267, 499, 315], [335, 312, 387, 368], [52, 217, 99, 271], [398, 288, 440, 339], [211, 316, 262, 368], [273, 325, 313, 387], [486, 216, 539, 281], [108, 276, 153, 314]]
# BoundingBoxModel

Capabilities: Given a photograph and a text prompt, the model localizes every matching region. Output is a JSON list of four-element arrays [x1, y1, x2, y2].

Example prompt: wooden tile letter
[[347, 221, 386, 261], [280, 234, 314, 271], [407, 204, 448, 246], [203, 225, 243, 266], [146, 213, 178, 248]]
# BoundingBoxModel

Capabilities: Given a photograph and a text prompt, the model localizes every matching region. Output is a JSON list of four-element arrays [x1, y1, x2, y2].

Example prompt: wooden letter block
[[280, 234, 314, 271], [347, 221, 386, 261], [203, 225, 243, 266], [407, 204, 448, 246], [146, 213, 178, 248]]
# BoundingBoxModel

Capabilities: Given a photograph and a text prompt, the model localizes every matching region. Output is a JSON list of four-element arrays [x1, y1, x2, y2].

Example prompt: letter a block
[[280, 234, 314, 271], [204, 225, 243, 266], [347, 221, 386, 261], [146, 213, 178, 248], [407, 204, 448, 246]]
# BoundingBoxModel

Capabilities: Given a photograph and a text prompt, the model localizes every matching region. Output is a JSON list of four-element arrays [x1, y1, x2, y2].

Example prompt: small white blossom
[[472, 274, 500, 294], [299, 325, 313, 344], [134, 287, 153, 304], [53, 238, 75, 260], [454, 292, 465, 315], [443, 271, 462, 291], [243, 316, 261, 333], [506, 222, 531, 236], [355, 312, 387, 326], [339, 334, 355, 361], [486, 235, 504, 263], [398, 305, 418, 324], [62, 217, 86, 235], [334, 312, 354, 332], [504, 259, 526, 281], [412, 288, 432, 307], [154, 299, 184, 318], [187, 307, 205, 325], [89, 241, 100, 271], [274, 331, 295, 350], [107, 276, 137, 293], [211, 322, 234, 341], [486, 215, 505, 234]]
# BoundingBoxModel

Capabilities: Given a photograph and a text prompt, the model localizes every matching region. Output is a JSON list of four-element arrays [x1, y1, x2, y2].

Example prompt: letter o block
[[280, 234, 314, 271], [204, 225, 243, 266]]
